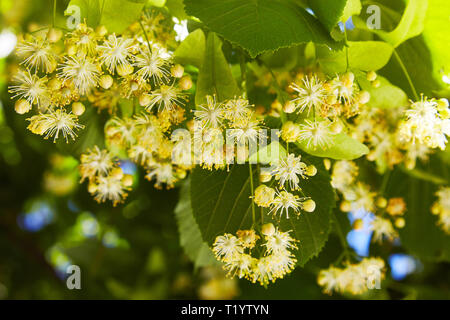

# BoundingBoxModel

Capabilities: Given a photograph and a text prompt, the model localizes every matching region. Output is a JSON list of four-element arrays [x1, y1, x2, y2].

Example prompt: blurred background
[[0, 0, 448, 300]]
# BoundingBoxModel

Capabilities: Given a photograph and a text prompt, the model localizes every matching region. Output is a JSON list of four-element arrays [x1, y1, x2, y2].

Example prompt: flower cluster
[[399, 96, 450, 150], [212, 224, 298, 285], [79, 146, 133, 206], [278, 71, 371, 150], [253, 153, 317, 219], [318, 257, 385, 295], [9, 10, 194, 203], [331, 160, 405, 242], [431, 187, 450, 234], [191, 95, 265, 170]]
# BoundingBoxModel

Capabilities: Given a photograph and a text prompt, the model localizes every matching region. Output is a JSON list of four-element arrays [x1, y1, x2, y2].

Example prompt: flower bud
[[371, 79, 381, 88], [117, 64, 133, 76], [271, 100, 282, 112], [139, 93, 152, 107], [358, 91, 371, 104], [305, 165, 317, 177], [48, 28, 63, 43], [72, 102, 85, 116], [261, 223, 275, 237], [123, 174, 134, 187], [88, 182, 98, 193], [342, 72, 354, 87], [254, 185, 275, 208], [179, 75, 193, 90], [394, 217, 405, 228], [15, 99, 32, 114], [259, 170, 272, 183], [323, 158, 331, 171], [281, 121, 301, 142], [376, 197, 387, 208], [111, 167, 124, 180], [340, 200, 352, 212], [48, 78, 62, 90], [330, 121, 343, 134], [96, 25, 108, 37], [99, 75, 113, 89], [171, 64, 184, 78], [302, 199, 316, 212], [353, 219, 364, 230], [283, 101, 296, 113], [366, 70, 377, 82]]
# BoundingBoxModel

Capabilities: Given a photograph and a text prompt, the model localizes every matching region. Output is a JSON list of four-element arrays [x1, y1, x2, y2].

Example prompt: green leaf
[[386, 170, 450, 262], [65, 0, 145, 34], [296, 132, 369, 160], [184, 0, 338, 58], [375, 0, 428, 48], [147, 0, 166, 7], [307, 0, 347, 31], [341, 0, 362, 23], [355, 72, 408, 109], [190, 155, 335, 266], [173, 29, 206, 68], [307, 0, 361, 31], [174, 179, 219, 268], [195, 32, 240, 104], [379, 38, 443, 98], [317, 41, 393, 74], [165, 0, 189, 20], [422, 0, 450, 86], [248, 141, 288, 165]]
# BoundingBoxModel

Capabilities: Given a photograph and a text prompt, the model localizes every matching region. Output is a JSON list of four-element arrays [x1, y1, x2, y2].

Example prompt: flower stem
[[139, 20, 152, 53], [393, 49, 419, 101], [249, 162, 256, 226], [52, 0, 57, 28]]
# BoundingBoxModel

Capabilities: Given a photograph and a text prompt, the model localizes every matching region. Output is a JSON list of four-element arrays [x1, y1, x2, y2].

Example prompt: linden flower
[[93, 174, 129, 206], [330, 72, 358, 105], [16, 37, 57, 73], [331, 160, 358, 192], [145, 84, 186, 111], [269, 251, 297, 278], [107, 117, 136, 147], [9, 70, 49, 107], [317, 266, 341, 295], [290, 75, 328, 115], [253, 185, 276, 208], [224, 97, 252, 121], [194, 95, 225, 129], [318, 258, 385, 295], [298, 119, 335, 150], [134, 47, 171, 83], [212, 234, 244, 262], [236, 229, 260, 249], [58, 56, 100, 95], [99, 34, 135, 73], [228, 116, 265, 145], [79, 146, 114, 182], [370, 216, 398, 243], [223, 253, 255, 279], [399, 96, 450, 150], [27, 108, 84, 142], [251, 256, 275, 285], [431, 187, 450, 234], [269, 190, 301, 218], [386, 197, 406, 216], [263, 229, 298, 255], [145, 162, 178, 189], [65, 23, 99, 56], [272, 154, 308, 190]]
